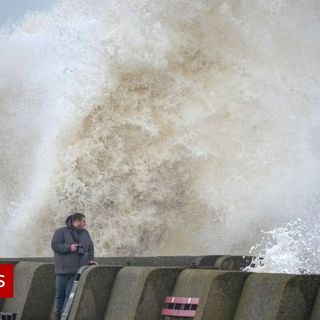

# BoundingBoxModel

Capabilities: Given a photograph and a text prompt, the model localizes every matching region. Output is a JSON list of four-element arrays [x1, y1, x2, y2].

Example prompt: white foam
[[246, 219, 320, 274], [0, 0, 319, 268]]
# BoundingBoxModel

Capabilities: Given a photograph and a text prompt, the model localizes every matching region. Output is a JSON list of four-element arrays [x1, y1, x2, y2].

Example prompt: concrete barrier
[[0, 258, 53, 264], [213, 256, 253, 271], [234, 273, 320, 320], [0, 261, 55, 320], [104, 267, 182, 320], [96, 256, 222, 267], [1, 258, 320, 320], [166, 269, 249, 320], [0, 256, 224, 268], [67, 266, 121, 320], [0, 255, 254, 270], [308, 286, 320, 320]]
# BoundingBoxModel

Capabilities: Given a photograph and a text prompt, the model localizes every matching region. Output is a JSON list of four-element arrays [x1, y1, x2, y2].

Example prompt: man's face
[[73, 218, 86, 230]]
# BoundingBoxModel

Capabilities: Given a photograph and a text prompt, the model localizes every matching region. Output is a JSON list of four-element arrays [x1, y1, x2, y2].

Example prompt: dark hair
[[72, 212, 85, 222], [65, 212, 85, 226]]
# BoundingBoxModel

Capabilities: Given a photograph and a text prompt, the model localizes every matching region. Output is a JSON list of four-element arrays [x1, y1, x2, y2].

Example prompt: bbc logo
[[0, 264, 14, 298]]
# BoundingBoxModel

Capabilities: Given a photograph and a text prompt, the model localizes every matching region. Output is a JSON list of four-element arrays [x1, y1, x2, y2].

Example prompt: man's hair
[[72, 212, 85, 222], [65, 212, 85, 226]]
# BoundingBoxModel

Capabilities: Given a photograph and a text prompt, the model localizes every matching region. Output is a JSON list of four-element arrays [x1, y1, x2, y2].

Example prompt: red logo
[[0, 264, 14, 298]]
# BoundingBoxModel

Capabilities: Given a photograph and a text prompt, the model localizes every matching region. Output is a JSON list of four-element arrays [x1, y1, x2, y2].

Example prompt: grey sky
[[0, 0, 57, 26]]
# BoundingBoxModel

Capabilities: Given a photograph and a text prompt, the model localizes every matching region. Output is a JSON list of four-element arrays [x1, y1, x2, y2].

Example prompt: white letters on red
[[0, 274, 5, 288]]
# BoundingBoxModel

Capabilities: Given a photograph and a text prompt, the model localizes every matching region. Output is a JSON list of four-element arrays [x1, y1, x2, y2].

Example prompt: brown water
[[0, 0, 319, 259]]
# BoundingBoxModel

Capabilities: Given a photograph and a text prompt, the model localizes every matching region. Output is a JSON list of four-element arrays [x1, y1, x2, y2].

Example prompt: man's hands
[[70, 244, 97, 265], [70, 243, 78, 252]]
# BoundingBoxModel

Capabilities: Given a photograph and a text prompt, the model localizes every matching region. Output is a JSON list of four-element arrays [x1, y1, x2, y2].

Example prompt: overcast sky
[[0, 0, 57, 26]]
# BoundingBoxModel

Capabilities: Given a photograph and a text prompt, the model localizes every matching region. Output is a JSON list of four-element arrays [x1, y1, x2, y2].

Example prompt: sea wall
[[0, 257, 319, 320]]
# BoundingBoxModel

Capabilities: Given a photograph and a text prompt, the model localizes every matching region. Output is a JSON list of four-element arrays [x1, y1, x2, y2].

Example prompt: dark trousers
[[55, 274, 76, 319]]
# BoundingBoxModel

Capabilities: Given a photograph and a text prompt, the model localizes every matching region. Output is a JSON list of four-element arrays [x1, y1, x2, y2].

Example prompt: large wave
[[0, 0, 319, 262]]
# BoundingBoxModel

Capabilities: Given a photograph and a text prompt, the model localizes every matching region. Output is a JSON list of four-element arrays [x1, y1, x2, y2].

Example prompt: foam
[[0, 1, 319, 266]]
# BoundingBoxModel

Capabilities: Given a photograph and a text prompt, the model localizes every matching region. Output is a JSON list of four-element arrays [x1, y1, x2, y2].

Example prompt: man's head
[[71, 213, 86, 230]]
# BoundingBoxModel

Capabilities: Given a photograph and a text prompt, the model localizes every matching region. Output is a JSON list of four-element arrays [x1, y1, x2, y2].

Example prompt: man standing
[[51, 213, 96, 319]]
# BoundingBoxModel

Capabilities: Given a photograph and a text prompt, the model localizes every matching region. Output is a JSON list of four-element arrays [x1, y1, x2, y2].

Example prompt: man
[[51, 213, 96, 319]]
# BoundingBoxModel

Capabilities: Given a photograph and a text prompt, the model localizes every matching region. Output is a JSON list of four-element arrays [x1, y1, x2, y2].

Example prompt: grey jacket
[[51, 226, 94, 275]]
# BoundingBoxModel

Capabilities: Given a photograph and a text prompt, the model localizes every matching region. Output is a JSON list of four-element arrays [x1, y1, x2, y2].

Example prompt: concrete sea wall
[[0, 256, 319, 320]]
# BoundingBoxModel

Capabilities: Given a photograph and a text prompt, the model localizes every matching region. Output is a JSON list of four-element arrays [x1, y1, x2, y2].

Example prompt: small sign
[[161, 296, 200, 318]]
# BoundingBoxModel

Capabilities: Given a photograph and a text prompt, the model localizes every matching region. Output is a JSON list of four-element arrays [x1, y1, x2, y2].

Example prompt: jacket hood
[[65, 215, 83, 232]]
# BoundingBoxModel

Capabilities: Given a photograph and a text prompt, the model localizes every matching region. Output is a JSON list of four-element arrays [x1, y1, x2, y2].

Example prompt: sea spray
[[246, 219, 320, 274], [0, 1, 319, 262]]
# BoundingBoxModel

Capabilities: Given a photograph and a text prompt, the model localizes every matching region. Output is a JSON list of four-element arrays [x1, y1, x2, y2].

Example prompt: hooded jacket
[[51, 220, 94, 275]]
